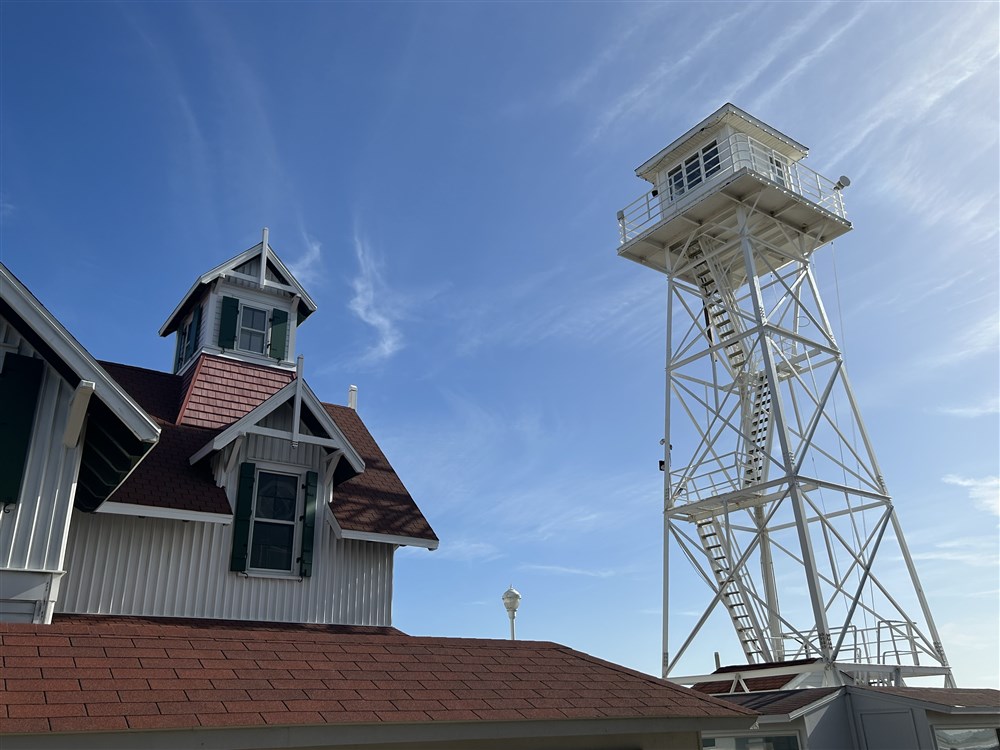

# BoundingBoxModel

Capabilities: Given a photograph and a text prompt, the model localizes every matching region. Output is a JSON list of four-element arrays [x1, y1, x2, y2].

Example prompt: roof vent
[[348, 385, 358, 410]]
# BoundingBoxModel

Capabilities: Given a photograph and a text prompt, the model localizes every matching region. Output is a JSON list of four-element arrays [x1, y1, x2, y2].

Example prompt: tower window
[[239, 305, 268, 354], [664, 140, 722, 202]]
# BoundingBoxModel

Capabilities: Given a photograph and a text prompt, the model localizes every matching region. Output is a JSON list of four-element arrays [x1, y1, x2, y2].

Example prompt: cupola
[[159, 229, 317, 374]]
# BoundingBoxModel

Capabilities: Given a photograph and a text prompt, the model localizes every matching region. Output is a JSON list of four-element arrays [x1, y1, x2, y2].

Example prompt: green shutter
[[0, 354, 44, 505], [299, 470, 318, 577], [219, 296, 239, 350], [269, 308, 288, 361], [173, 331, 184, 372], [185, 304, 202, 360], [230, 462, 256, 572]]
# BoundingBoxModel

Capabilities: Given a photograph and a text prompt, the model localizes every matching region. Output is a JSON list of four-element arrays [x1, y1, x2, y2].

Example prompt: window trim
[[247, 466, 304, 576]]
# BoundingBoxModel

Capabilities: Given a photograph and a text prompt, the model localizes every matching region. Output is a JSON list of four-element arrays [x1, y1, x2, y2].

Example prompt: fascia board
[[158, 244, 265, 335], [1, 263, 160, 445], [44, 715, 757, 750], [340, 528, 439, 549], [98, 502, 232, 525], [785, 689, 846, 720]]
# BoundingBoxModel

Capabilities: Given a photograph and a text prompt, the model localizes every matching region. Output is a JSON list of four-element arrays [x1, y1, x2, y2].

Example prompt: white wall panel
[[57, 511, 394, 625], [0, 315, 81, 573]]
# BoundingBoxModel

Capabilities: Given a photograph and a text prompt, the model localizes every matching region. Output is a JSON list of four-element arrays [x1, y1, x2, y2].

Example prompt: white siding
[[0, 315, 81, 573], [57, 511, 394, 625]]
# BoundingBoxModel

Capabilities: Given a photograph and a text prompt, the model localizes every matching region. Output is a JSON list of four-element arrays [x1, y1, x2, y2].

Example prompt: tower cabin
[[616, 103, 852, 288]]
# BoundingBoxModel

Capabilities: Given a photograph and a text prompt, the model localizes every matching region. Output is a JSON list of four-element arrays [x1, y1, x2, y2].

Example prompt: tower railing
[[616, 132, 848, 244]]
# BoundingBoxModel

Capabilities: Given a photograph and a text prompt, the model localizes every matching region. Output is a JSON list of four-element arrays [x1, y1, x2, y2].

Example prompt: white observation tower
[[615, 104, 953, 689]]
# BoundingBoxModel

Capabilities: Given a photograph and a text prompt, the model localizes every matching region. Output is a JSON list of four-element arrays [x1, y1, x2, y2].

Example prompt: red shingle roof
[[99, 357, 436, 540], [0, 616, 754, 734], [177, 354, 294, 429], [325, 404, 438, 542]]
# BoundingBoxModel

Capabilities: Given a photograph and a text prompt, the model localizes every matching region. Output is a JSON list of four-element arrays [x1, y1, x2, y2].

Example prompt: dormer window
[[239, 305, 268, 354]]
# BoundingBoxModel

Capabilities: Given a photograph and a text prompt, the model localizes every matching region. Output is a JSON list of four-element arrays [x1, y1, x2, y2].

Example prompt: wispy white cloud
[[432, 540, 503, 562], [827, 6, 999, 168], [555, 4, 666, 105], [287, 230, 323, 287], [937, 398, 1000, 418], [923, 310, 999, 368], [348, 228, 404, 366], [911, 535, 999, 568], [942, 474, 1000, 516], [585, 5, 755, 144], [519, 564, 618, 579], [717, 2, 832, 105], [750, 3, 869, 112], [0, 195, 16, 220]]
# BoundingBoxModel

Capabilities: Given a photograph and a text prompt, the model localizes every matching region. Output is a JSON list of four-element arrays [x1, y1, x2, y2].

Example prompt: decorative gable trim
[[188, 379, 365, 473], [159, 235, 318, 337]]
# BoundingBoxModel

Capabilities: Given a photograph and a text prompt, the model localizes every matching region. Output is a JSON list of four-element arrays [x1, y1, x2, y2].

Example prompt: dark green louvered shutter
[[299, 470, 318, 577], [184, 304, 202, 360], [269, 309, 288, 361], [173, 332, 184, 372], [230, 462, 256, 572], [0, 354, 44, 505], [219, 296, 239, 350]]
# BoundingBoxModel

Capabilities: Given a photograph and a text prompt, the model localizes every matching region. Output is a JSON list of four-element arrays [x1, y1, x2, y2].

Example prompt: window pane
[[239, 330, 265, 352], [703, 141, 721, 177], [250, 521, 294, 570], [669, 167, 685, 199], [935, 728, 1000, 750], [242, 307, 267, 332], [685, 154, 702, 188], [256, 472, 297, 521]]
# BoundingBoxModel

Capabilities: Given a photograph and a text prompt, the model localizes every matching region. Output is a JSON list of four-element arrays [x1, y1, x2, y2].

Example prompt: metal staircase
[[696, 518, 768, 662], [742, 373, 772, 486], [690, 245, 748, 372]]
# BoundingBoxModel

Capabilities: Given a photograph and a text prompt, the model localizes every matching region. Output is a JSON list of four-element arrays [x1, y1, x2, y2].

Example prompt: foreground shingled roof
[[0, 616, 754, 735], [98, 359, 436, 541]]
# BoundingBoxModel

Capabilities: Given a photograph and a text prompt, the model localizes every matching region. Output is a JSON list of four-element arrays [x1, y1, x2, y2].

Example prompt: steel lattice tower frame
[[615, 105, 953, 688]]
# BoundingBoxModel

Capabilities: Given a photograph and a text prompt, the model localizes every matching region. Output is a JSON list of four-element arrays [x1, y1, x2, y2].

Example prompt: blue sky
[[2, 2, 997, 687]]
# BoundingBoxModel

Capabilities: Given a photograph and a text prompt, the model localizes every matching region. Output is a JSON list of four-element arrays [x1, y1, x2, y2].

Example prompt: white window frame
[[238, 303, 269, 355], [664, 140, 723, 202], [247, 466, 304, 576]]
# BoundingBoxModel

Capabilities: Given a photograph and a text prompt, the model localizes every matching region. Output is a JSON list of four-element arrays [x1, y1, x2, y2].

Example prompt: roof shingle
[[0, 616, 754, 734]]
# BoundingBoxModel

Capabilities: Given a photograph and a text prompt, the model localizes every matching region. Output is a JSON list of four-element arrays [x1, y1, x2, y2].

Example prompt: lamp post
[[502, 585, 521, 640]]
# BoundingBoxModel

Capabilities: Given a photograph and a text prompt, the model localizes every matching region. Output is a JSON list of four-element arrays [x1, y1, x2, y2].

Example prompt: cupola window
[[239, 305, 268, 354]]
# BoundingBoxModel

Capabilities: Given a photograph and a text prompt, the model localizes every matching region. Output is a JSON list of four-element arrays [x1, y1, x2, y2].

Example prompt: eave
[[1, 262, 160, 510]]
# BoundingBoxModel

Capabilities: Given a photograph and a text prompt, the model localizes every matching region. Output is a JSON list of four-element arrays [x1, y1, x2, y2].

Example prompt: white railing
[[617, 132, 848, 244]]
